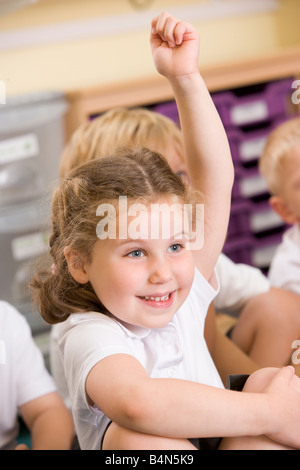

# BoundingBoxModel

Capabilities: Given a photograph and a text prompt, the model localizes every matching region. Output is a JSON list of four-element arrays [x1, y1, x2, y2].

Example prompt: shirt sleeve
[[268, 226, 300, 296], [6, 305, 56, 407], [214, 253, 270, 315], [59, 314, 138, 409]]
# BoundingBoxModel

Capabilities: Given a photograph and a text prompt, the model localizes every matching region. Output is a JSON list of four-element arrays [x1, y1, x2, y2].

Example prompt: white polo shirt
[[58, 268, 222, 450], [214, 253, 270, 315], [0, 301, 56, 450], [268, 224, 300, 295]]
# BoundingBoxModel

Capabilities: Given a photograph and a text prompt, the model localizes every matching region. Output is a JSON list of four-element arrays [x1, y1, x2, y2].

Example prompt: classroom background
[[0, 0, 300, 364]]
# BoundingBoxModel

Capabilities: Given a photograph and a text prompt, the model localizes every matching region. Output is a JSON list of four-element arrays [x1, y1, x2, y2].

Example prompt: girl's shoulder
[[0, 301, 31, 339], [57, 311, 143, 355], [191, 267, 219, 301], [58, 311, 123, 339]]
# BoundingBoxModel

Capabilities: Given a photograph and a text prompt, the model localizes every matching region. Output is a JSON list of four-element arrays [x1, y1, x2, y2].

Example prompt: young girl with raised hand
[[32, 12, 300, 450]]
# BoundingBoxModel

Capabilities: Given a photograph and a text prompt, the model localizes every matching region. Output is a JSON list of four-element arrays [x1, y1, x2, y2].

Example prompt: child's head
[[259, 117, 300, 225], [31, 148, 198, 327], [60, 107, 188, 183]]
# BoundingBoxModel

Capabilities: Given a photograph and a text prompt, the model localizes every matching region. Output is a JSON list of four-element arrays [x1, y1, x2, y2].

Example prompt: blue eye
[[127, 249, 144, 258], [168, 243, 182, 253]]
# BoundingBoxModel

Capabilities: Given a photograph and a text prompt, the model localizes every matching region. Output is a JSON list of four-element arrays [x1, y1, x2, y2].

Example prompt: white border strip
[[0, 0, 279, 51]]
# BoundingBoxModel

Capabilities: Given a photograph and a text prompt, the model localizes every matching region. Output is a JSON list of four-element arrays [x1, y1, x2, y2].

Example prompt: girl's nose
[[148, 257, 173, 284]]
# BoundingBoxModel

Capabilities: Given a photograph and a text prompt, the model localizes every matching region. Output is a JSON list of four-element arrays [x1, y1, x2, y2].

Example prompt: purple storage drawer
[[227, 116, 288, 165], [233, 166, 269, 199], [249, 199, 285, 233], [227, 200, 251, 239], [223, 235, 254, 265], [153, 101, 179, 125], [251, 231, 284, 269], [212, 79, 294, 127], [223, 231, 286, 269]]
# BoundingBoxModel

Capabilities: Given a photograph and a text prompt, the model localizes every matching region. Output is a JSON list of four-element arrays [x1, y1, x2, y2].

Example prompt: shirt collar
[[117, 319, 151, 339]]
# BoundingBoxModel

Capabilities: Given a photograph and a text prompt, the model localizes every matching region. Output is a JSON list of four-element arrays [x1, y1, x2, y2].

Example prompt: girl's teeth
[[144, 294, 170, 301]]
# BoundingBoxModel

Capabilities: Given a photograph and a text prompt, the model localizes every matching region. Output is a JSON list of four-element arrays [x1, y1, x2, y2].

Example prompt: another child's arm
[[151, 12, 234, 279], [212, 326, 259, 384], [18, 392, 74, 450], [204, 304, 258, 385]]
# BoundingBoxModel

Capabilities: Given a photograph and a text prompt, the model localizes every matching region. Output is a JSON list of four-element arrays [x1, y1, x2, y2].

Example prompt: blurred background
[[1, 0, 300, 95]]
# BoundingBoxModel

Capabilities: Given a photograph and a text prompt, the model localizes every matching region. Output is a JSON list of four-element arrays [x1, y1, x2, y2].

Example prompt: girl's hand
[[150, 11, 200, 80], [261, 367, 300, 448]]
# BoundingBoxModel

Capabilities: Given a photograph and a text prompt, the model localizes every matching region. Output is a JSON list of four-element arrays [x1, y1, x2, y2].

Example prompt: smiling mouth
[[141, 294, 170, 301], [137, 291, 175, 306]]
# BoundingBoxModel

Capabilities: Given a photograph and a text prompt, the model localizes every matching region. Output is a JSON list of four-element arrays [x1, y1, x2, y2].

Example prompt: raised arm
[[150, 12, 234, 279]]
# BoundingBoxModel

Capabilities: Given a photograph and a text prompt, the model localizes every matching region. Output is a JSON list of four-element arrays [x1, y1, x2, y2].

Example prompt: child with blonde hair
[[32, 12, 300, 450], [259, 117, 300, 296], [59, 107, 189, 184]]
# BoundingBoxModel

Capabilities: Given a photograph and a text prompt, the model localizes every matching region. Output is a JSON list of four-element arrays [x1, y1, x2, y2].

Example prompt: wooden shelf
[[65, 46, 300, 139]]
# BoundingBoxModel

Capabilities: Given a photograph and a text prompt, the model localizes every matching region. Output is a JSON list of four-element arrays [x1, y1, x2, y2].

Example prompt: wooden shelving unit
[[65, 45, 300, 139]]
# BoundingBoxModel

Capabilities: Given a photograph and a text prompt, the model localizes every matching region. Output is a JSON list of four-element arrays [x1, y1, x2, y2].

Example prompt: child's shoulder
[[0, 301, 27, 332], [192, 267, 219, 299], [58, 311, 130, 344], [277, 224, 300, 251], [61, 311, 118, 329], [287, 224, 300, 244], [178, 267, 219, 319]]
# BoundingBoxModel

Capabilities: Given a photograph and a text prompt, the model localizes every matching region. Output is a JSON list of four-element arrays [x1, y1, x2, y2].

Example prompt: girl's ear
[[269, 195, 298, 225], [64, 247, 89, 284]]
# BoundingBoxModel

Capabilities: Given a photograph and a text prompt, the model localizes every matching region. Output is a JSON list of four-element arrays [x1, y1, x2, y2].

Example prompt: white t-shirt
[[0, 301, 56, 450], [214, 253, 270, 315], [58, 268, 222, 450], [268, 224, 300, 295]]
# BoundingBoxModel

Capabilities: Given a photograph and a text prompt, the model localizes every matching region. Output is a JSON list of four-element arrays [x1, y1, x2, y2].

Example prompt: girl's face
[[83, 200, 195, 329]]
